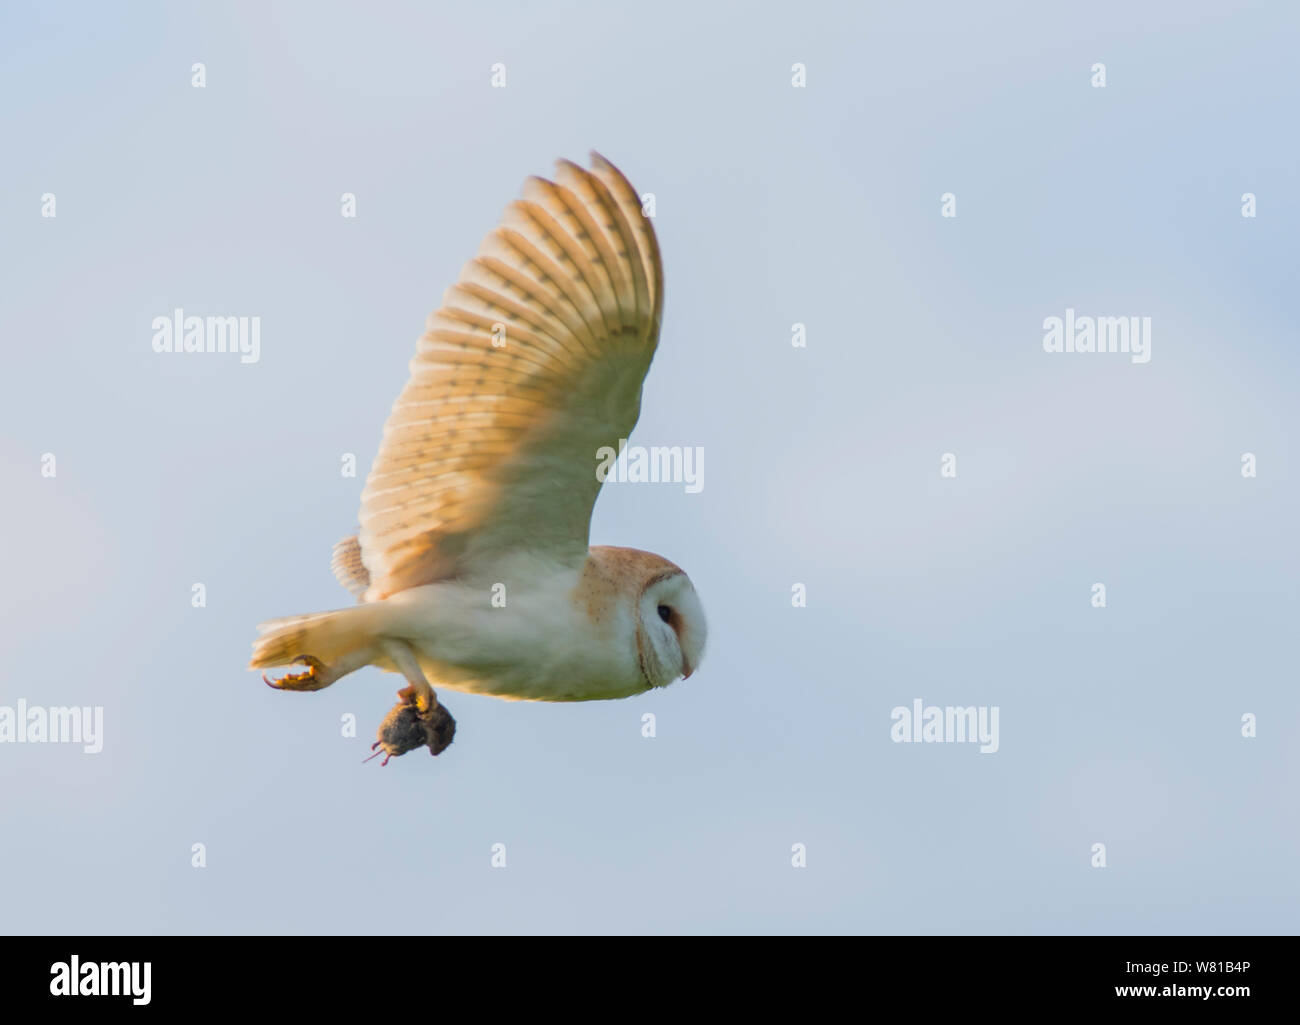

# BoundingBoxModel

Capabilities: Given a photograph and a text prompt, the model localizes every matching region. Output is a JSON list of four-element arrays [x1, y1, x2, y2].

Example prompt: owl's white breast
[[375, 553, 648, 702]]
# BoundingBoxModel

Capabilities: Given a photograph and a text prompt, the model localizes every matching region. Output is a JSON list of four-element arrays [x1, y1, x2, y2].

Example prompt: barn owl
[[250, 153, 706, 762]]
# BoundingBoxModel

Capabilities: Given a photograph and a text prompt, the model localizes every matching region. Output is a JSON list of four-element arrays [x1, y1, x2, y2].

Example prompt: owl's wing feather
[[356, 153, 663, 600], [330, 534, 370, 600]]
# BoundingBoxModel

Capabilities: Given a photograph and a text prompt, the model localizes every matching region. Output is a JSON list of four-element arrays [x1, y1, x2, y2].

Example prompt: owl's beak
[[681, 655, 694, 680]]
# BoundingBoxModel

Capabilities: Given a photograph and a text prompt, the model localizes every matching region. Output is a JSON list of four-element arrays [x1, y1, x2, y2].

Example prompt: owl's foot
[[263, 655, 333, 691], [396, 683, 434, 714], [366, 697, 456, 765]]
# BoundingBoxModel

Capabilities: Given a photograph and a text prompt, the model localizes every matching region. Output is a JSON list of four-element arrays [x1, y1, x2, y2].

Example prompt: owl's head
[[637, 569, 707, 689]]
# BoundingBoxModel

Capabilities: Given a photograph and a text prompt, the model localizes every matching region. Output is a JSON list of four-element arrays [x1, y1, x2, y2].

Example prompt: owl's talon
[[263, 656, 329, 691], [395, 682, 434, 714]]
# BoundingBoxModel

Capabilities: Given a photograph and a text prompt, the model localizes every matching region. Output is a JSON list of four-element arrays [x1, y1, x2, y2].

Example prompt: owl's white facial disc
[[637, 572, 707, 688]]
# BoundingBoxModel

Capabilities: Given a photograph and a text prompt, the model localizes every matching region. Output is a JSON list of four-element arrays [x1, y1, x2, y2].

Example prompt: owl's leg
[[375, 639, 456, 758], [263, 646, 375, 692], [381, 639, 437, 713]]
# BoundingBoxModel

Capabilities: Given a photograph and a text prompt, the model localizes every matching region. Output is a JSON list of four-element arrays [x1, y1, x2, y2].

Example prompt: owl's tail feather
[[249, 604, 384, 671]]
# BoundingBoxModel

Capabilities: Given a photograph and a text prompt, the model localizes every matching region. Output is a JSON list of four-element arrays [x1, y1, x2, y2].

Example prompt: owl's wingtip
[[552, 151, 620, 185]]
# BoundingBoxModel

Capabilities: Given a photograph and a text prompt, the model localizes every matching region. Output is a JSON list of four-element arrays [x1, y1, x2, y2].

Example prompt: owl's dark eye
[[657, 604, 672, 623]]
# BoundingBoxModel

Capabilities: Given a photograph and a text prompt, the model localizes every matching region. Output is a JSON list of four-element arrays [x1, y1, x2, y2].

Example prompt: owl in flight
[[250, 153, 706, 762]]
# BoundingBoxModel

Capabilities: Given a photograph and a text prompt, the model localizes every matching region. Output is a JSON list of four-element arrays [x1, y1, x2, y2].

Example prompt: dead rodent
[[366, 700, 456, 765]]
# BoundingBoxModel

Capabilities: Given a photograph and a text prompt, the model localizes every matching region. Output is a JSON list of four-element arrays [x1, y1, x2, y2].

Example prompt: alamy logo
[[596, 441, 704, 494], [890, 699, 1000, 754], [50, 956, 151, 1005], [0, 699, 103, 753], [1042, 308, 1151, 364], [151, 307, 261, 364]]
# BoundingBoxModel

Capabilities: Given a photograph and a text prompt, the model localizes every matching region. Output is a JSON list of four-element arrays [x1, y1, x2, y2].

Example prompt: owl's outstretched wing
[[355, 152, 664, 600]]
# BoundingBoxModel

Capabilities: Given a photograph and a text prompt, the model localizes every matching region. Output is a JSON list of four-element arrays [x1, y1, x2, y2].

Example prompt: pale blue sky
[[1, 0, 1296, 934]]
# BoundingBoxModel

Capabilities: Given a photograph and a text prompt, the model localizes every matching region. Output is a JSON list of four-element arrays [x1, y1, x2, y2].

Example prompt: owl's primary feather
[[251, 154, 704, 755]]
